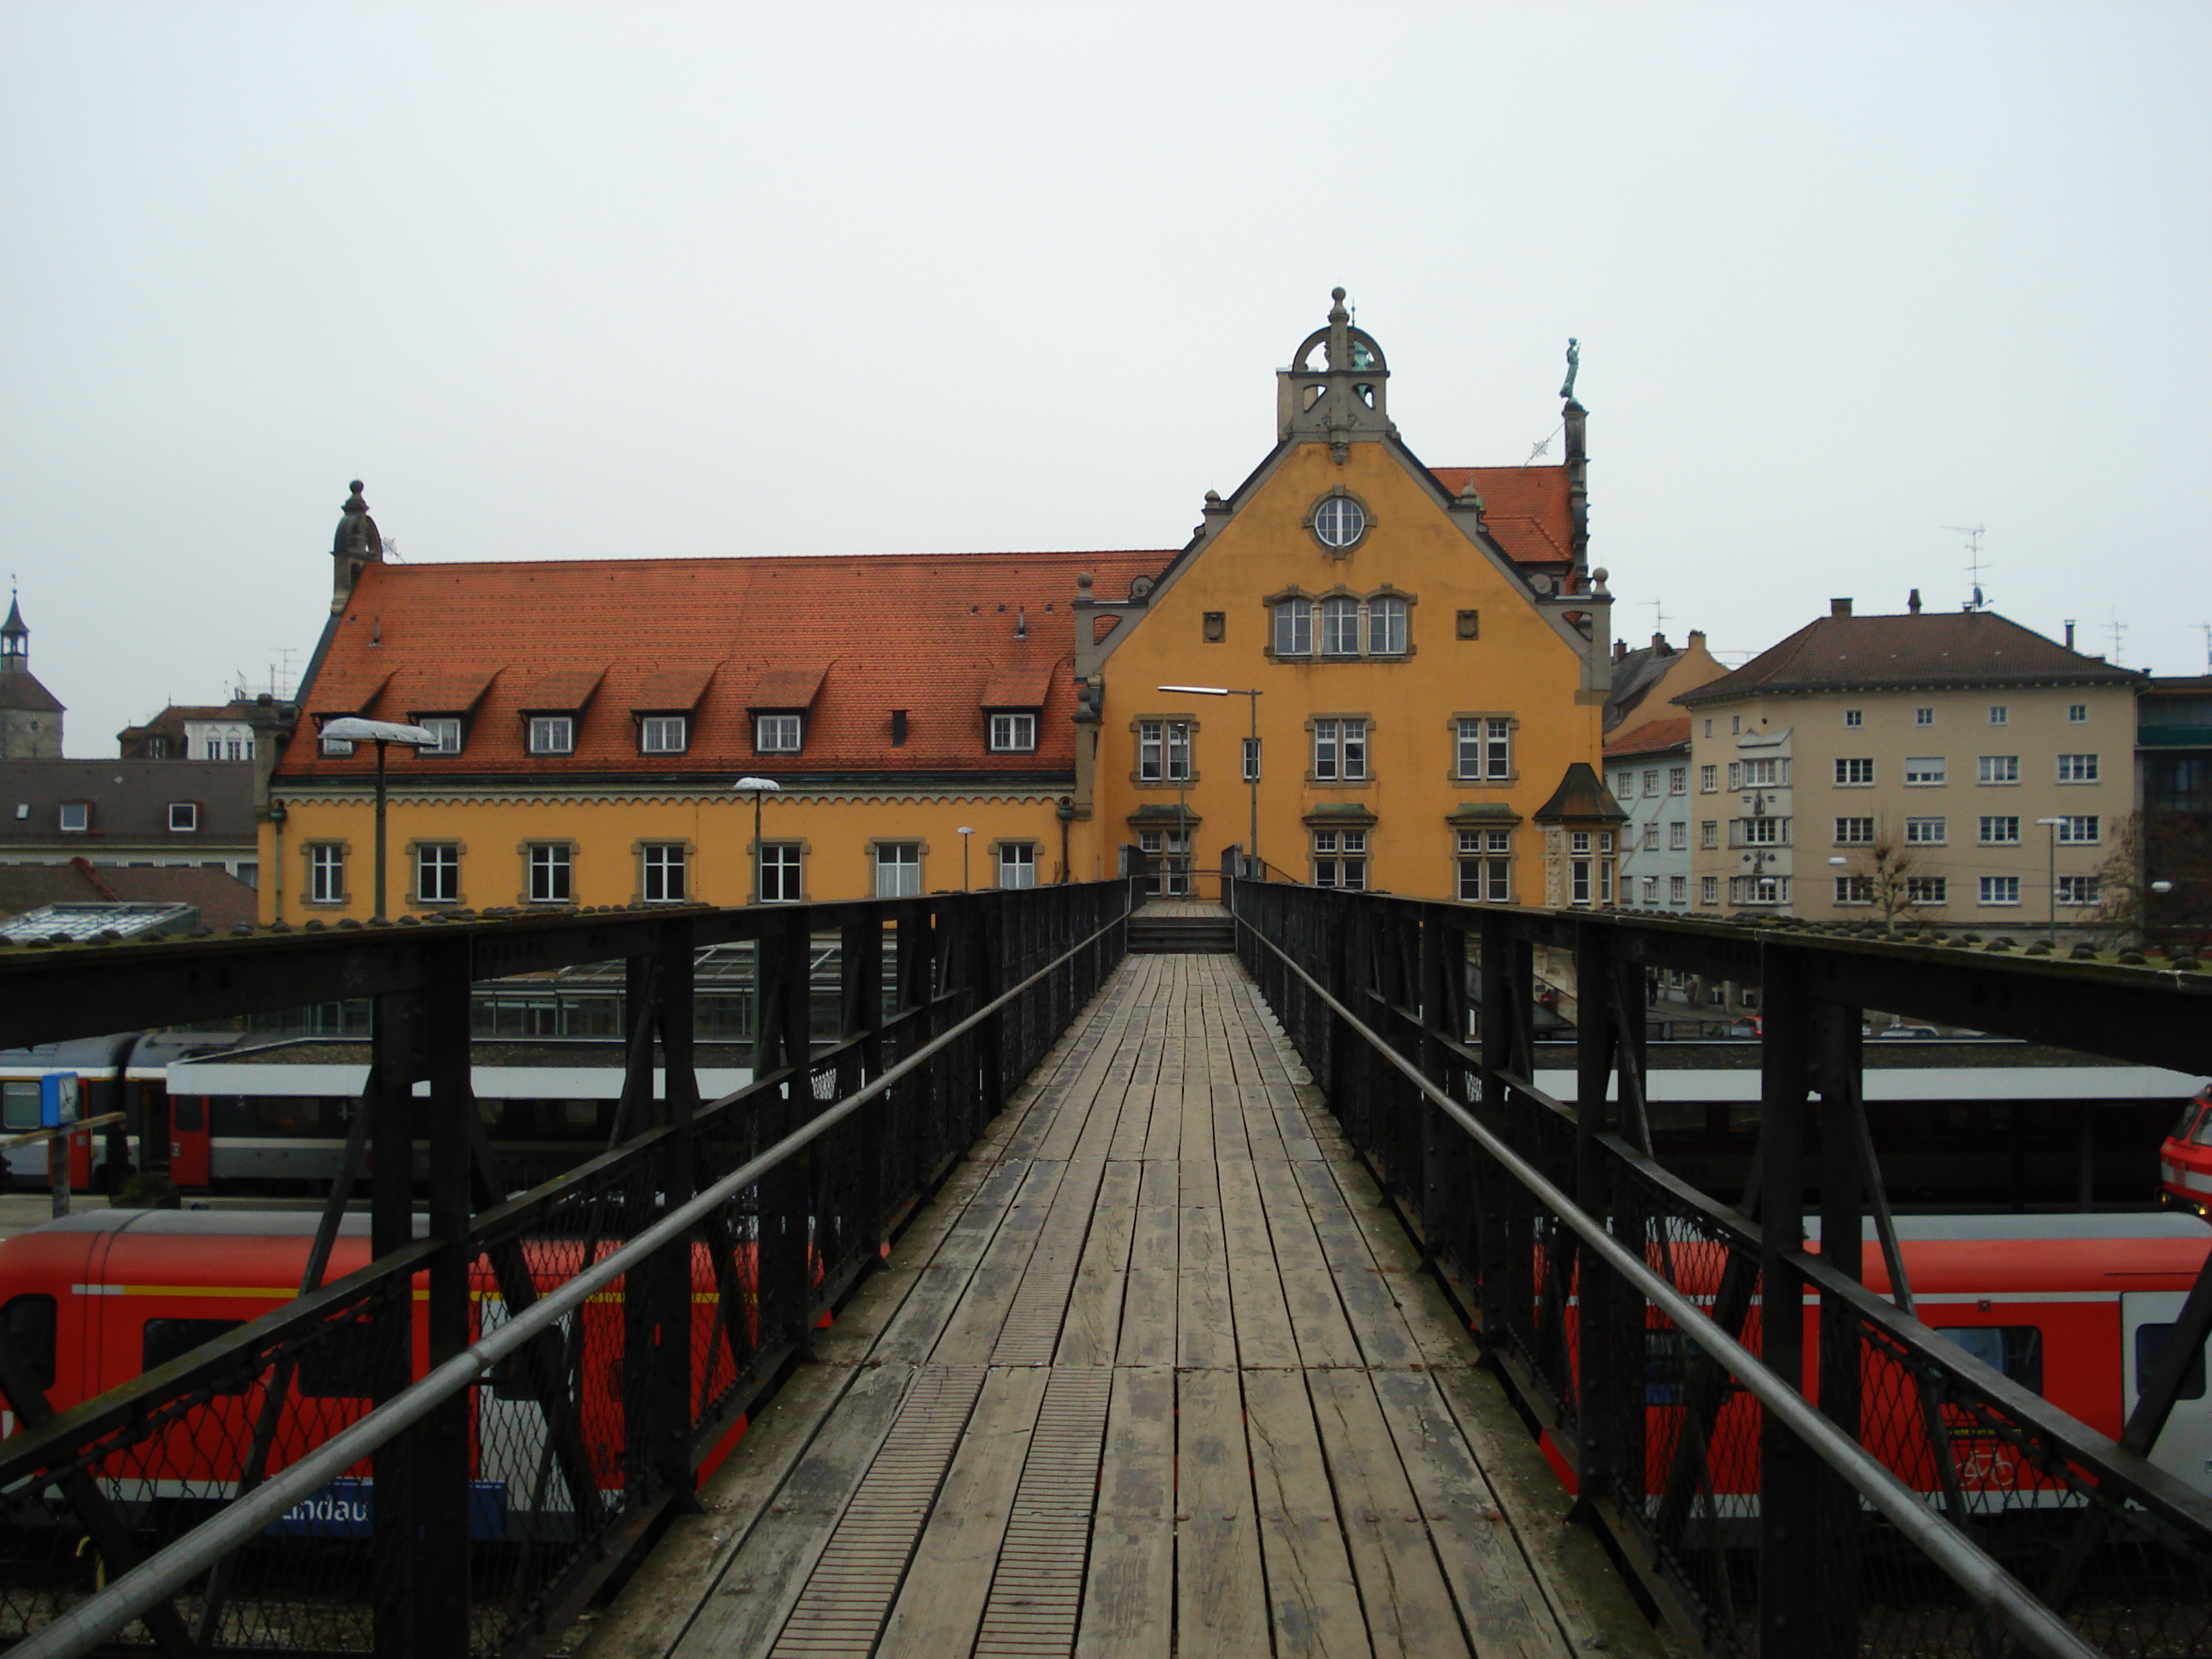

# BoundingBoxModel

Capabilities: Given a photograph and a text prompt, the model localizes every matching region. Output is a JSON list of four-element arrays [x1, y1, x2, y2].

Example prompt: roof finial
[[1328, 286, 1349, 323]]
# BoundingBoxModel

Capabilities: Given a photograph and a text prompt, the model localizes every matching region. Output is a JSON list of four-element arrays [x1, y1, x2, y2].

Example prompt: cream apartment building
[[1678, 598, 2140, 935]]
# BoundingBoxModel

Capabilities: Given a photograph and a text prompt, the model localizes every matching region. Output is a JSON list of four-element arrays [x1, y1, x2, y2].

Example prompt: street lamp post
[[2035, 817, 2067, 948], [320, 718, 442, 922], [957, 827, 974, 891], [1159, 685, 1262, 878], [732, 777, 782, 902]]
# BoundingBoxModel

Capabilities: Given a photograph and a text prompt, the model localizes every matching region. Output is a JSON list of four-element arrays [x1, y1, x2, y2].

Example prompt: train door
[[2121, 1292, 2212, 1491], [170, 1093, 212, 1188]]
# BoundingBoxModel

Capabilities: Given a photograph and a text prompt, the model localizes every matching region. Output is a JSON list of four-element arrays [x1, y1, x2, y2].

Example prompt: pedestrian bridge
[[580, 948, 1651, 1658]]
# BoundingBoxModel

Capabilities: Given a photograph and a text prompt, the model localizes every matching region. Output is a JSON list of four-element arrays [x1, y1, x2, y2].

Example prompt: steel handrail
[[14, 896, 1130, 1658], [1230, 903, 2100, 1659]]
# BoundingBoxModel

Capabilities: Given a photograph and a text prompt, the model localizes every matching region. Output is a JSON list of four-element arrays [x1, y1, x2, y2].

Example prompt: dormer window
[[639, 715, 688, 755], [988, 712, 1038, 753], [168, 802, 198, 832], [418, 717, 463, 755], [756, 714, 803, 754], [321, 732, 355, 757], [58, 802, 89, 833], [528, 716, 575, 755]]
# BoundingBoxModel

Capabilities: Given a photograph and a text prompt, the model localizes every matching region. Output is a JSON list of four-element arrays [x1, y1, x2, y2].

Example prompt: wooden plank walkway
[[577, 954, 1668, 1659]]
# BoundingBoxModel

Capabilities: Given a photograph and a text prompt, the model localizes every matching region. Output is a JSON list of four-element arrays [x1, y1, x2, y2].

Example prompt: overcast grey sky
[[4, 1, 2206, 756]]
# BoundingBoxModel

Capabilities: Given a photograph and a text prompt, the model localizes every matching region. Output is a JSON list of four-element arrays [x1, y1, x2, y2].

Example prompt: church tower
[[0, 590, 66, 757]]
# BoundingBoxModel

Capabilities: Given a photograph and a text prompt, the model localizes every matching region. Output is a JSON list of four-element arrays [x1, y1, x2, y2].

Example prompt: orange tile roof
[[1603, 716, 1691, 760], [1429, 466, 1572, 565], [282, 549, 1172, 781]]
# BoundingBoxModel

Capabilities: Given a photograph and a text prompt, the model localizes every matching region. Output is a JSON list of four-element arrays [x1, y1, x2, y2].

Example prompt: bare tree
[[1842, 835, 1919, 935]]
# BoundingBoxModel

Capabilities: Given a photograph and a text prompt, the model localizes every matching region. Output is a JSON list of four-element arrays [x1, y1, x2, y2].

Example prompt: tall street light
[[733, 777, 782, 902], [1159, 685, 1263, 878], [320, 718, 441, 922], [958, 826, 974, 892], [2035, 817, 2067, 948]]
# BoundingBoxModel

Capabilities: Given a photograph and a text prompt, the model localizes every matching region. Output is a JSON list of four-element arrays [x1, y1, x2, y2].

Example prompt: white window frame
[[1312, 719, 1367, 782], [1903, 755, 1946, 786], [1668, 766, 1688, 796], [1242, 737, 1262, 783], [309, 844, 346, 904], [1835, 757, 1875, 786], [1903, 817, 1946, 845], [1273, 598, 1313, 657], [528, 715, 575, 756], [988, 712, 1038, 753], [415, 843, 460, 904], [1978, 754, 2020, 785], [527, 843, 572, 904], [2056, 874, 2100, 907], [875, 842, 922, 898], [320, 732, 355, 757], [1367, 596, 1408, 655], [1988, 705, 2008, 726], [1915, 707, 1935, 726], [1700, 821, 1718, 850], [1668, 820, 1688, 851], [2056, 814, 2100, 845], [758, 842, 804, 902], [640, 715, 688, 755], [1835, 876, 1874, 906], [1834, 817, 1874, 845], [997, 842, 1038, 890], [167, 802, 198, 832], [1844, 709, 1863, 728], [1699, 765, 1718, 793], [1319, 596, 1361, 657], [419, 716, 464, 756], [1906, 876, 1948, 907], [1979, 816, 2020, 845], [1311, 829, 1368, 890], [1455, 829, 1512, 903], [2067, 704, 2087, 724], [1699, 876, 1719, 906], [1978, 875, 2021, 907], [2056, 753, 2099, 784], [641, 843, 688, 903], [755, 714, 803, 755]]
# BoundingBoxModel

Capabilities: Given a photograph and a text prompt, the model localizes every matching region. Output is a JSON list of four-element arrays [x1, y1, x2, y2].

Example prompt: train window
[[143, 1318, 251, 1394], [1, 1081, 39, 1133], [296, 1317, 389, 1399], [2, 1295, 57, 1390], [173, 1096, 204, 1133], [256, 1097, 323, 1135], [1936, 1326, 2044, 1395], [561, 1100, 596, 1128], [2193, 1113, 2212, 1148], [2134, 1324, 2208, 1402], [2170, 1105, 2202, 1141], [1644, 1328, 1692, 1406]]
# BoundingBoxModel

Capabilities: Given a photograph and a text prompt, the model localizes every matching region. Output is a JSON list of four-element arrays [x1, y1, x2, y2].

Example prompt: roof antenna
[[2105, 609, 2128, 666], [1943, 523, 1988, 609], [2198, 621, 2211, 672], [1645, 598, 1671, 640]]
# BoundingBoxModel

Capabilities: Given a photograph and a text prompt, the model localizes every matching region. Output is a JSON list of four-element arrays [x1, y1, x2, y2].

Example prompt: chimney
[[1651, 631, 1669, 653], [1907, 589, 1921, 615], [1611, 639, 1627, 665], [1830, 598, 1853, 619], [1688, 629, 1707, 649], [2064, 620, 2076, 649]]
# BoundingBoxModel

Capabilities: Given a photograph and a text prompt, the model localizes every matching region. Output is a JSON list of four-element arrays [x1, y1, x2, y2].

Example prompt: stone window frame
[[866, 837, 929, 898], [1447, 711, 1517, 786], [1306, 712, 1374, 786], [521, 840, 578, 906], [752, 837, 811, 904], [991, 839, 1040, 890], [1303, 485, 1375, 555], [634, 839, 694, 906], [1261, 583, 1417, 662], [1130, 714, 1200, 788], [408, 839, 466, 908], [1309, 826, 1370, 889], [304, 840, 350, 907], [1453, 826, 1514, 904]]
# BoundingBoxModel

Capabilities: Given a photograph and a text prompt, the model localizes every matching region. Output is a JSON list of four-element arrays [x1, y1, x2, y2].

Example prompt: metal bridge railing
[[1230, 879, 2212, 1659], [0, 882, 1129, 1659]]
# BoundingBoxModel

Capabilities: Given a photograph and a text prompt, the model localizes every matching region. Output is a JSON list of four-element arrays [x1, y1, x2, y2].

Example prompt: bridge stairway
[[1126, 901, 1236, 954], [576, 954, 1662, 1659]]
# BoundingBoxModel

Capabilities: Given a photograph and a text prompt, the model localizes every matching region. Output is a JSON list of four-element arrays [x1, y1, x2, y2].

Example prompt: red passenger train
[[2159, 1084, 2212, 1220], [1530, 1213, 2212, 1507], [0, 1210, 765, 1539]]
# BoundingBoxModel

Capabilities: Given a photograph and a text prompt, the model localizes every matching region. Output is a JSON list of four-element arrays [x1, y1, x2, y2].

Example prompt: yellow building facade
[[263, 295, 1619, 920]]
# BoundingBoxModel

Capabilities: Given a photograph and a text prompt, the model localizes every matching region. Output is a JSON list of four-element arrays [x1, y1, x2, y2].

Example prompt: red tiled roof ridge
[[1603, 716, 1692, 758], [379, 547, 1180, 572]]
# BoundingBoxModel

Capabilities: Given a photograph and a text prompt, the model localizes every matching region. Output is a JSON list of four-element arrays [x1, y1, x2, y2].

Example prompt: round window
[[1313, 496, 1366, 550]]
